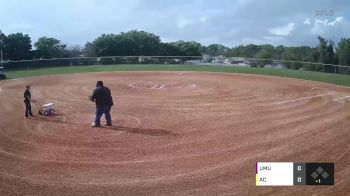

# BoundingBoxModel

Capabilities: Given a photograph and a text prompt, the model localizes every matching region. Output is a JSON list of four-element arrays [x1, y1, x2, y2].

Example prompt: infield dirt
[[0, 72, 349, 195]]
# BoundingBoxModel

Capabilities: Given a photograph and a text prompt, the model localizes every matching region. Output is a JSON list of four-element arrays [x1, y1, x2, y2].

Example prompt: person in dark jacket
[[89, 81, 113, 127], [24, 85, 34, 118]]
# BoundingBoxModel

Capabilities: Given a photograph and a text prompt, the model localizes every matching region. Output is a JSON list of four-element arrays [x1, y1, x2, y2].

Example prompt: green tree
[[34, 37, 67, 59], [204, 44, 230, 56], [83, 42, 96, 57], [317, 35, 335, 64], [67, 45, 82, 57], [327, 40, 336, 64], [245, 44, 261, 58], [254, 44, 275, 66], [121, 30, 162, 55], [317, 35, 328, 64], [275, 45, 285, 60], [92, 30, 163, 56], [0, 31, 5, 62], [230, 44, 261, 58], [336, 38, 350, 66], [4, 33, 32, 60], [312, 48, 320, 62], [0, 31, 5, 43], [92, 34, 119, 56], [282, 46, 314, 70], [230, 45, 247, 57], [160, 43, 184, 56], [171, 40, 201, 56], [255, 45, 275, 59]]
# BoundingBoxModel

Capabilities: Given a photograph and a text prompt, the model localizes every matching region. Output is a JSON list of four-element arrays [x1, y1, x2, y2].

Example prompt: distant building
[[214, 55, 225, 64], [202, 55, 212, 63]]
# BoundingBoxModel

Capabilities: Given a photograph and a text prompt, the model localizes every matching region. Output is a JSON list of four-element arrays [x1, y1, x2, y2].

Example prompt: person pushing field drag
[[24, 85, 34, 118], [89, 81, 114, 127]]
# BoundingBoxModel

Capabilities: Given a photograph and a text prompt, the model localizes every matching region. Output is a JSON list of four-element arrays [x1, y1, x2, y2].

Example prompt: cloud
[[269, 23, 295, 36], [312, 17, 345, 30], [177, 18, 193, 28], [8, 22, 35, 31], [264, 36, 283, 41], [200, 17, 207, 23], [311, 17, 350, 40], [303, 19, 311, 25], [0, 0, 349, 47], [329, 17, 345, 26]]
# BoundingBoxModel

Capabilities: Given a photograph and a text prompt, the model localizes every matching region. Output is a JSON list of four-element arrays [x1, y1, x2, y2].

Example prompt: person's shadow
[[27, 113, 178, 136], [104, 125, 178, 136]]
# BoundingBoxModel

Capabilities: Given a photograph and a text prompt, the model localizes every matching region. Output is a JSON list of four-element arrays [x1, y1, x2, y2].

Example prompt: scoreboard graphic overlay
[[256, 162, 334, 186]]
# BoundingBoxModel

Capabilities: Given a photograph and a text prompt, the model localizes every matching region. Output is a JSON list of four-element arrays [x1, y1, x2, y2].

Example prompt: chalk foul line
[[273, 93, 334, 105]]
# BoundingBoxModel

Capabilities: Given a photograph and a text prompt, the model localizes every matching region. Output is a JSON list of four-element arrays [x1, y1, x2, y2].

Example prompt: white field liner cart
[[34, 100, 56, 116]]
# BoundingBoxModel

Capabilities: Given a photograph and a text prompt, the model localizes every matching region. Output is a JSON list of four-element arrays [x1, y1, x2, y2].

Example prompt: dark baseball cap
[[96, 81, 103, 87]]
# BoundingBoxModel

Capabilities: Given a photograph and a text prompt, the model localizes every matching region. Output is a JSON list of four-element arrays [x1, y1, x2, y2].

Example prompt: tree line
[[0, 30, 349, 67]]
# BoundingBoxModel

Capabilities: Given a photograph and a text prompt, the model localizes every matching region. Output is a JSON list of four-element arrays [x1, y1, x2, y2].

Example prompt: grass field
[[4, 64, 350, 87]]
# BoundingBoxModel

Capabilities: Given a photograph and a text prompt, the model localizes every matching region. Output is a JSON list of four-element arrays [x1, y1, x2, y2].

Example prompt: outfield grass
[[4, 64, 350, 87]]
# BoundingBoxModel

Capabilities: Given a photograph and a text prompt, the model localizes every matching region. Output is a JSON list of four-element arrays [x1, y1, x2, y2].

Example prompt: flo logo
[[315, 10, 335, 17]]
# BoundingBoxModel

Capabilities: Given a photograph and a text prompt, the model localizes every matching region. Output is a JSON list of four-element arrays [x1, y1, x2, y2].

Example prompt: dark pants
[[24, 100, 33, 117], [95, 105, 112, 126]]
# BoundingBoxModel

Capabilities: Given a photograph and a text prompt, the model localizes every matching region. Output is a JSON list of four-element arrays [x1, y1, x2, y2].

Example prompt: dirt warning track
[[0, 72, 349, 195]]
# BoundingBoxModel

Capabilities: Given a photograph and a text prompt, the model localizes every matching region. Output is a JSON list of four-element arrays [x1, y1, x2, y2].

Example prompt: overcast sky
[[0, 0, 349, 47]]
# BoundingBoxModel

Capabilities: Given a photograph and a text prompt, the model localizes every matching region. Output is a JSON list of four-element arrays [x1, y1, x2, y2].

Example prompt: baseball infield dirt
[[0, 72, 349, 195]]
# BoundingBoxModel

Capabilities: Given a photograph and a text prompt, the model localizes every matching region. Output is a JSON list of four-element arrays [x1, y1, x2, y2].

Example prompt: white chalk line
[[129, 83, 197, 90], [332, 95, 350, 104], [0, 87, 2, 92], [273, 93, 334, 105], [334, 99, 344, 104], [151, 84, 159, 89], [128, 83, 137, 88], [334, 144, 350, 162], [333, 95, 350, 101]]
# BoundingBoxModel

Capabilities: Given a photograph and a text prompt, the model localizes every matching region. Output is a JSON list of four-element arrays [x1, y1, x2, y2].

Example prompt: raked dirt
[[0, 72, 349, 195]]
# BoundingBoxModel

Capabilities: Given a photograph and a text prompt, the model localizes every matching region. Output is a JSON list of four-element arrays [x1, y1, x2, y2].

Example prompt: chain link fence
[[200, 56, 350, 75], [1, 56, 350, 75], [0, 56, 202, 70], [242, 58, 350, 75]]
